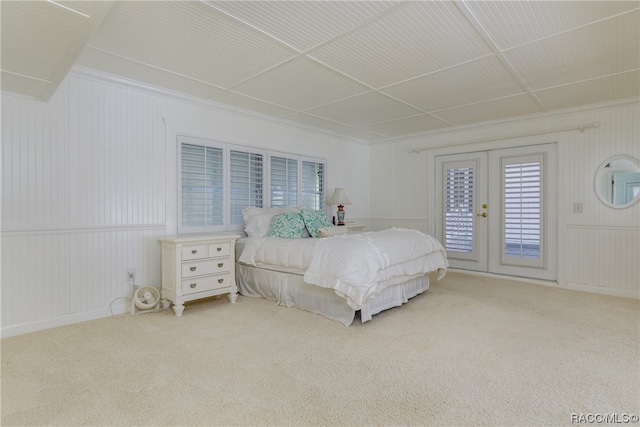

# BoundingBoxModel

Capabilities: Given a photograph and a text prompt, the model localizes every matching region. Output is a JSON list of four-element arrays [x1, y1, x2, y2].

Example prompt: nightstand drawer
[[181, 244, 210, 261], [182, 273, 232, 294], [182, 258, 231, 278], [208, 242, 230, 257]]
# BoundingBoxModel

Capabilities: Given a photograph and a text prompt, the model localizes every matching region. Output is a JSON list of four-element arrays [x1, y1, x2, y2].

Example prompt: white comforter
[[238, 228, 448, 310]]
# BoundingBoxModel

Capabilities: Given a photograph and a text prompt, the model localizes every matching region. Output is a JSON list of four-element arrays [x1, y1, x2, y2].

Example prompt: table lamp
[[327, 188, 351, 225]]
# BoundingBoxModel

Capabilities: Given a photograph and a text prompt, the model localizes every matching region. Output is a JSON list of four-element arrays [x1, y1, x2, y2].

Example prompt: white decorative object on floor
[[130, 286, 161, 315]]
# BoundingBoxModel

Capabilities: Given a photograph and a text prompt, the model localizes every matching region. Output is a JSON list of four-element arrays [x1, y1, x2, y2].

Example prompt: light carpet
[[1, 272, 639, 426]]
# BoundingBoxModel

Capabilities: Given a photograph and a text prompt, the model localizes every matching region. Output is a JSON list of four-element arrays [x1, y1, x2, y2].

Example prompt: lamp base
[[336, 205, 345, 225]]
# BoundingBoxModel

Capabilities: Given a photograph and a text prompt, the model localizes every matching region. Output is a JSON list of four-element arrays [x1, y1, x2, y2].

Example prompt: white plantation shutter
[[270, 156, 298, 207], [181, 143, 224, 228], [444, 166, 474, 253], [230, 149, 263, 225], [503, 156, 542, 261], [301, 160, 325, 210], [179, 136, 326, 232]]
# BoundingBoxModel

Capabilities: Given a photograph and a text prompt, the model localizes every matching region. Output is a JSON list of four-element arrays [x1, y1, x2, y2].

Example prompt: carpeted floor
[[2, 271, 639, 426]]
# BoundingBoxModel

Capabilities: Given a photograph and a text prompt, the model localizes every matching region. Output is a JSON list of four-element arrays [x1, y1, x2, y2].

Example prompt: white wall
[[370, 99, 640, 298], [1, 71, 370, 337]]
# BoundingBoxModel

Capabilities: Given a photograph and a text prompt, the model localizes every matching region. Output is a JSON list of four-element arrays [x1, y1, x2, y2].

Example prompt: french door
[[435, 144, 557, 281]]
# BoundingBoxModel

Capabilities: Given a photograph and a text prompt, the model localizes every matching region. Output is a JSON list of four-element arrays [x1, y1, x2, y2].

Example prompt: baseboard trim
[[448, 269, 639, 300], [1, 299, 130, 339], [447, 268, 560, 288], [562, 281, 640, 300]]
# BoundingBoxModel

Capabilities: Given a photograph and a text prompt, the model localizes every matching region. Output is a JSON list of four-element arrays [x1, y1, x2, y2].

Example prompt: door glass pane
[[444, 166, 474, 252], [504, 161, 540, 258]]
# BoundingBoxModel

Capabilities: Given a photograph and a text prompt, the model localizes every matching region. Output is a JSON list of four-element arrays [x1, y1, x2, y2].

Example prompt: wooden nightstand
[[345, 223, 366, 233], [158, 234, 240, 316]]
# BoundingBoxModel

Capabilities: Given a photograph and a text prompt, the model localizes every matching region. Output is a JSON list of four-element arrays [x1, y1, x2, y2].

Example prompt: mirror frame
[[594, 154, 640, 209]]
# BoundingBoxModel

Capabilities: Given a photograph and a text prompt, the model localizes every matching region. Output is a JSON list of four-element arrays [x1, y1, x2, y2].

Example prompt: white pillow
[[242, 207, 283, 225], [317, 226, 350, 237], [243, 207, 283, 238]]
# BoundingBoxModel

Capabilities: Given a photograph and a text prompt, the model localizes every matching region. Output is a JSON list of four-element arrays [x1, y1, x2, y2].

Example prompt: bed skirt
[[236, 263, 430, 326]]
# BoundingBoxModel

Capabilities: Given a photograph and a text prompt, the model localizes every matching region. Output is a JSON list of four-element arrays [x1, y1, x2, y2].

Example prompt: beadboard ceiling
[[2, 1, 639, 143]]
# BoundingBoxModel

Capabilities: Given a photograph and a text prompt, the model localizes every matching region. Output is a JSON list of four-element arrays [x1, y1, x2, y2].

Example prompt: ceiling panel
[[464, 1, 638, 50], [230, 58, 370, 111], [0, 71, 51, 100], [280, 113, 351, 133], [77, 48, 223, 100], [381, 55, 525, 112], [1, 1, 88, 81], [306, 92, 423, 127], [504, 10, 640, 91], [209, 92, 297, 118], [206, 1, 401, 52], [88, 1, 297, 88], [432, 94, 542, 126], [309, 1, 493, 89], [534, 71, 640, 111], [362, 114, 450, 138]]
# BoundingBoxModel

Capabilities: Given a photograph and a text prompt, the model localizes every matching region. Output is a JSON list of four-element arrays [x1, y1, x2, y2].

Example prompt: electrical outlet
[[126, 268, 136, 282], [573, 202, 583, 213]]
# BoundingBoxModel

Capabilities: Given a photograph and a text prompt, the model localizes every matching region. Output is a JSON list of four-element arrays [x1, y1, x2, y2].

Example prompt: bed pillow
[[243, 207, 283, 237], [300, 209, 333, 238], [267, 211, 307, 239], [318, 226, 350, 238]]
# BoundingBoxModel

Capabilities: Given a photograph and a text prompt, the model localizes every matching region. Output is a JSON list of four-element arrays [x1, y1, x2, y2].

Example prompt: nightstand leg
[[228, 292, 238, 303], [172, 302, 185, 316]]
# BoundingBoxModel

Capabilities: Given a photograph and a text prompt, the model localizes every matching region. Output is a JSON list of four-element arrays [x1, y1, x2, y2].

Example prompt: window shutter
[[270, 156, 297, 207], [181, 143, 223, 227], [301, 161, 325, 210], [503, 159, 541, 259], [230, 150, 263, 225], [444, 166, 474, 253]]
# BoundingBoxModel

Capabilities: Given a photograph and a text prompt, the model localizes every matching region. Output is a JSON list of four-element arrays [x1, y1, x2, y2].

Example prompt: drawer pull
[[191, 249, 197, 254], [218, 278, 224, 284], [190, 283, 197, 289], [190, 266, 197, 272], [216, 247, 222, 252], [218, 263, 224, 268]]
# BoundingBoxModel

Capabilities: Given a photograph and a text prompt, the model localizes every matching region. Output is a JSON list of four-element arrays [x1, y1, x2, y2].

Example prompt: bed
[[235, 207, 448, 326]]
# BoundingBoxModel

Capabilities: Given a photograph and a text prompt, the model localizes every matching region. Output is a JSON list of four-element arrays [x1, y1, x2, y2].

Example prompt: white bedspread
[[238, 228, 448, 310]]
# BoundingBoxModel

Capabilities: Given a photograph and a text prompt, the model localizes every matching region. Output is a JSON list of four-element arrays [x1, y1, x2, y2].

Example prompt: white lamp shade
[[327, 188, 351, 206]]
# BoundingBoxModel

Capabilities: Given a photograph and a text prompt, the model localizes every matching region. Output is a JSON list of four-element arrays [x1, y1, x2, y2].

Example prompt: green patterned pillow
[[300, 209, 333, 238], [267, 211, 307, 239]]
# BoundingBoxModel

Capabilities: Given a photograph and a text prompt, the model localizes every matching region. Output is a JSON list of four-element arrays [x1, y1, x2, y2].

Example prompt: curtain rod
[[408, 122, 600, 154]]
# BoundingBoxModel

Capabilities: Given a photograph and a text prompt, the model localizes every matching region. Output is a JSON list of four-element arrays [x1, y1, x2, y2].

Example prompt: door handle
[[477, 212, 487, 217]]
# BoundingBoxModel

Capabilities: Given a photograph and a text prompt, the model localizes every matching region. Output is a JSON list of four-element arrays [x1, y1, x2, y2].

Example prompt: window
[[302, 160, 325, 211], [180, 141, 224, 229], [230, 149, 263, 226], [270, 156, 297, 208], [178, 136, 326, 233]]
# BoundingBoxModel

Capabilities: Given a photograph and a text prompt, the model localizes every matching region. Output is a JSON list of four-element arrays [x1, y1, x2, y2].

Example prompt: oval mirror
[[594, 155, 640, 209]]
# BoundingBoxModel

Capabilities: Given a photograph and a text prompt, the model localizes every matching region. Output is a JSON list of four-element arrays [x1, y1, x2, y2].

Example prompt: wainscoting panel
[[1, 227, 164, 333], [564, 226, 639, 298]]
